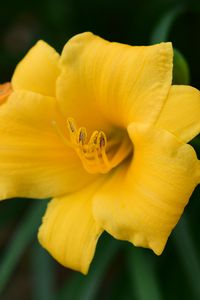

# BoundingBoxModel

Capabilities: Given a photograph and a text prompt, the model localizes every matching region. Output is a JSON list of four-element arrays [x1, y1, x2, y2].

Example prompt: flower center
[[53, 117, 132, 174], [0, 82, 12, 104]]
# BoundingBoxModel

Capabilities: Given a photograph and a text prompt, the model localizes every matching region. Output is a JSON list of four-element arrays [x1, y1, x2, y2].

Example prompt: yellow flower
[[0, 32, 200, 274]]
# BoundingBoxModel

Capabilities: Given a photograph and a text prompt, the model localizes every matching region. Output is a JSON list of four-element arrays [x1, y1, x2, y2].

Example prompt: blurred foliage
[[1, 0, 200, 299]]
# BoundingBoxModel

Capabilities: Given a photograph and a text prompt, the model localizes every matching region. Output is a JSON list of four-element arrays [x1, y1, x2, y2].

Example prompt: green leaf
[[56, 273, 84, 300], [127, 247, 162, 300], [173, 216, 200, 300], [151, 5, 185, 44], [150, 6, 190, 86], [31, 242, 56, 300], [0, 200, 48, 294], [172, 48, 190, 85]]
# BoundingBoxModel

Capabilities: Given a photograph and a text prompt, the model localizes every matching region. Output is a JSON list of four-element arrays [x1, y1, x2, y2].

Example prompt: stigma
[[0, 83, 12, 104], [65, 118, 132, 174]]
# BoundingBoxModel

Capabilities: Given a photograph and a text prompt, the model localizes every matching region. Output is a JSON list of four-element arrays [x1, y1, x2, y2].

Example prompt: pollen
[[0, 82, 12, 104]]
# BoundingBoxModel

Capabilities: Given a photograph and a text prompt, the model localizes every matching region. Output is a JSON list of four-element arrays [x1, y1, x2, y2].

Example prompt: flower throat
[[54, 117, 132, 175]]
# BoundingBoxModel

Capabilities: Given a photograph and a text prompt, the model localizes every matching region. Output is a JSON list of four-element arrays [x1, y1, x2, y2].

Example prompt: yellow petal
[[57, 32, 173, 130], [93, 123, 199, 255], [156, 85, 200, 142], [38, 180, 104, 274], [12, 41, 60, 96], [0, 91, 95, 200]]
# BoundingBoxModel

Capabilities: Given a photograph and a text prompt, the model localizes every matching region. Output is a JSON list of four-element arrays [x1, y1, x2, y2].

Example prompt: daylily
[[0, 32, 200, 274]]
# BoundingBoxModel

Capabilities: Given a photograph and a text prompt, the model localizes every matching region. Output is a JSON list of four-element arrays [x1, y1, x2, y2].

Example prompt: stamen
[[53, 117, 132, 174], [67, 118, 132, 174], [0, 82, 12, 104]]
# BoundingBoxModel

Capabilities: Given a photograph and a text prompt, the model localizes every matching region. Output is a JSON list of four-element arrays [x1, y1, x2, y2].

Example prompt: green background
[[0, 0, 200, 299]]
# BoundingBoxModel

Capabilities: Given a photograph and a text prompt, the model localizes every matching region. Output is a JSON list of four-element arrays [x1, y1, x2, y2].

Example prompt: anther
[[67, 118, 77, 133], [89, 131, 99, 147], [78, 127, 87, 145], [98, 131, 107, 149]]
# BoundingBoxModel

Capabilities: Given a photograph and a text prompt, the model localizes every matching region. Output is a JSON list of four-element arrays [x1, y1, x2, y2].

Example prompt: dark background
[[1, 0, 200, 88], [1, 0, 200, 299]]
